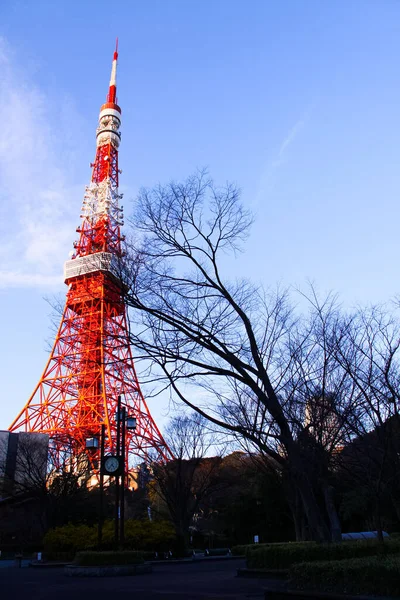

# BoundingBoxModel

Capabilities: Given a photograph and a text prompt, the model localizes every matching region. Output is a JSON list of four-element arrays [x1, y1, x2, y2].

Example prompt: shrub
[[206, 548, 231, 556], [43, 519, 175, 555], [43, 524, 96, 554], [73, 551, 144, 567], [231, 545, 249, 556], [99, 520, 175, 552], [290, 555, 400, 596], [246, 539, 400, 569], [142, 551, 158, 561], [232, 541, 311, 557], [43, 550, 76, 562]]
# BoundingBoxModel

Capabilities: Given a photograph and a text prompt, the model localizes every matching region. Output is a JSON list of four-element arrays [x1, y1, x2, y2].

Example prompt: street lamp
[[86, 404, 137, 550], [126, 416, 137, 431], [110, 396, 137, 549], [85, 437, 99, 449], [118, 404, 137, 548]]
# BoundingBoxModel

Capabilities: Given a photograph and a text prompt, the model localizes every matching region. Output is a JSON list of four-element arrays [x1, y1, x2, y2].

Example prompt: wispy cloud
[[272, 118, 305, 169], [253, 112, 309, 208], [0, 271, 62, 289], [0, 38, 82, 289]]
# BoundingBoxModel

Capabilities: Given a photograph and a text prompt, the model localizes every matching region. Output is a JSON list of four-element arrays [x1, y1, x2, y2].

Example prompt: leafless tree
[[149, 412, 225, 553], [332, 303, 400, 541], [121, 171, 354, 542], [0, 433, 97, 538]]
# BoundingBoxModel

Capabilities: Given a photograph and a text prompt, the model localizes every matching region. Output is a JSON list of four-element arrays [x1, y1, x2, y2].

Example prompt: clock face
[[104, 456, 120, 473]]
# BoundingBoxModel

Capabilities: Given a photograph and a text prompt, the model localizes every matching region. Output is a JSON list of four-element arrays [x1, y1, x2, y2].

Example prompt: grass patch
[[73, 551, 144, 567], [290, 555, 400, 596]]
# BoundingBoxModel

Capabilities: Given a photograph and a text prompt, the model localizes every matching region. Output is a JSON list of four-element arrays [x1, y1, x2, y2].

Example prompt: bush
[[232, 541, 308, 557], [205, 548, 231, 556], [246, 539, 400, 569], [142, 551, 158, 561], [290, 555, 400, 596], [231, 545, 249, 556], [98, 520, 175, 552], [43, 519, 175, 555], [43, 550, 76, 562], [43, 524, 96, 554], [73, 551, 144, 567]]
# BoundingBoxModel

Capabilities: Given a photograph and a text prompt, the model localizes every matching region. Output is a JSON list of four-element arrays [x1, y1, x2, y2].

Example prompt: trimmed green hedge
[[290, 555, 400, 596], [246, 539, 400, 569], [43, 550, 76, 562], [73, 551, 144, 567], [206, 548, 231, 556], [231, 544, 251, 556], [232, 542, 306, 557]]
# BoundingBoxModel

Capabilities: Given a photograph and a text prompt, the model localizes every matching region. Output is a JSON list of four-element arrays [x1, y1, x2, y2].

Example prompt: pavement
[[0, 559, 31, 569], [0, 557, 286, 600]]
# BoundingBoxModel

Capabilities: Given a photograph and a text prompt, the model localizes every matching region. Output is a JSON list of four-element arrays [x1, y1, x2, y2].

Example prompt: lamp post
[[120, 412, 137, 547], [85, 437, 99, 450], [114, 395, 122, 548], [98, 424, 106, 548], [86, 432, 105, 549], [113, 396, 137, 549], [120, 405, 126, 547], [92, 397, 138, 550]]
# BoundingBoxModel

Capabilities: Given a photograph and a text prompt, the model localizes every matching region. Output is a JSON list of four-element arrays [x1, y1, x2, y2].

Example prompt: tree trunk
[[174, 519, 190, 557], [323, 484, 341, 542], [375, 498, 384, 546], [291, 494, 303, 542], [288, 485, 310, 541], [288, 456, 331, 543]]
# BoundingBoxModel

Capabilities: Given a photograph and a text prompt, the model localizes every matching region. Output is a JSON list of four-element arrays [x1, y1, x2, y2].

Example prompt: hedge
[[73, 551, 144, 567], [43, 519, 175, 555], [246, 539, 400, 569], [205, 548, 231, 556], [232, 541, 309, 557], [232, 544, 252, 556], [290, 555, 400, 596]]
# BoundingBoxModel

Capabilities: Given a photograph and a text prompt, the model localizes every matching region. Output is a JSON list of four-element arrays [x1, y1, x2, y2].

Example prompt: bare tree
[[149, 412, 224, 554], [332, 303, 400, 541], [121, 172, 350, 542], [1, 433, 98, 536]]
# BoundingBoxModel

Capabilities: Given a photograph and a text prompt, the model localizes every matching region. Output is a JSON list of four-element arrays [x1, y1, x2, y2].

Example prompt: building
[[0, 431, 49, 499]]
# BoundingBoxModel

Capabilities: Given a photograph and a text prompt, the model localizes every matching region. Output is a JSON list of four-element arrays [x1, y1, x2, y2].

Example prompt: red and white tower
[[9, 42, 172, 468]]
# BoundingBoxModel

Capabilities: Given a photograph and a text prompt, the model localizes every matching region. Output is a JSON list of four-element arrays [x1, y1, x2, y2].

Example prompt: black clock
[[102, 455, 122, 476]]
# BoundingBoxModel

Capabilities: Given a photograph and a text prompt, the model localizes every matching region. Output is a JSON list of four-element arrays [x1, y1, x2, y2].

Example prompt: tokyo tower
[[9, 42, 172, 469]]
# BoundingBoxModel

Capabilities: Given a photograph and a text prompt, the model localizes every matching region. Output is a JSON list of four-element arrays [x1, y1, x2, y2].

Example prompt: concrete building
[[0, 431, 49, 499]]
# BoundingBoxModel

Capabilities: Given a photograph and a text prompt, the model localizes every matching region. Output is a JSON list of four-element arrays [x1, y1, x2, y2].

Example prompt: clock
[[102, 455, 122, 476]]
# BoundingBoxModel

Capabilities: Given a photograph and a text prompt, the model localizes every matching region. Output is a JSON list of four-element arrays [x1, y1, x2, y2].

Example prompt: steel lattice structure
[[9, 42, 172, 470]]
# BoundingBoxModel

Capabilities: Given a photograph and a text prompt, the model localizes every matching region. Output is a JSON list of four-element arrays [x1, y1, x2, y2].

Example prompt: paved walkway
[[0, 558, 285, 599], [0, 559, 30, 569]]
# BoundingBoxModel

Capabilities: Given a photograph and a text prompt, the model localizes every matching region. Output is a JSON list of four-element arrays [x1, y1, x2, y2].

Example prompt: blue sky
[[1, 0, 400, 431]]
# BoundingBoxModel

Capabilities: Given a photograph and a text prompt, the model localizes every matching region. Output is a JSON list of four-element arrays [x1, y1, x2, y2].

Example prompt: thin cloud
[[276, 119, 305, 163], [0, 38, 81, 289], [0, 271, 62, 288], [254, 112, 309, 208]]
